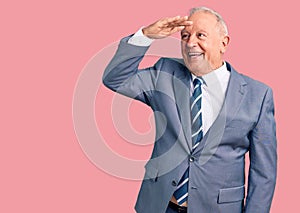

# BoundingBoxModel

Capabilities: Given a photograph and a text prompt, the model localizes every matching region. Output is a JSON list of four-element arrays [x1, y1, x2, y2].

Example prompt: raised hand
[[142, 16, 193, 39]]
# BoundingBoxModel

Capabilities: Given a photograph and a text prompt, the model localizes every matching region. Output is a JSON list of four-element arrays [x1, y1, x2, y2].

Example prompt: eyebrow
[[181, 29, 209, 35]]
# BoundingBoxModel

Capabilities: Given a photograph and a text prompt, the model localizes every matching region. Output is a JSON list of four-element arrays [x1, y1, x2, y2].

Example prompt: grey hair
[[190, 7, 229, 35]]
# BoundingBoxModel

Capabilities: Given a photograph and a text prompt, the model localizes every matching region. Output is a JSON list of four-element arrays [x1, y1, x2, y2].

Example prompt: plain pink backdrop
[[1, 0, 299, 212]]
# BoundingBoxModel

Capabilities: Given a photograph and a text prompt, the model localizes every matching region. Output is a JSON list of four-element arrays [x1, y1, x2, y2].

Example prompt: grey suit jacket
[[103, 36, 277, 213]]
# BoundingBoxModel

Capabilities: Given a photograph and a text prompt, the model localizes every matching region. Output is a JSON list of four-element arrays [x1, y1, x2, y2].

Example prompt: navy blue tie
[[173, 78, 203, 205]]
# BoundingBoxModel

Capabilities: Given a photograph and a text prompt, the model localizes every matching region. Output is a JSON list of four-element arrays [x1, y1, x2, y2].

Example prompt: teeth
[[188, 52, 202, 56]]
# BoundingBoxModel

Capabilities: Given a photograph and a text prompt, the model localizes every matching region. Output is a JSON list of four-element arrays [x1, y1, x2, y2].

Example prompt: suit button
[[172, 180, 177, 186], [189, 156, 195, 162]]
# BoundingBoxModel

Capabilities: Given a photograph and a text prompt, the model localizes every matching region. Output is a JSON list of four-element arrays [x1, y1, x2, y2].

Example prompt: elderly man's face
[[181, 11, 229, 76]]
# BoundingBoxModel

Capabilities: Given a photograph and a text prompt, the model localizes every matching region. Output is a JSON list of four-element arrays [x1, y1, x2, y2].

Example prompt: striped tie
[[173, 78, 203, 205], [191, 78, 203, 149]]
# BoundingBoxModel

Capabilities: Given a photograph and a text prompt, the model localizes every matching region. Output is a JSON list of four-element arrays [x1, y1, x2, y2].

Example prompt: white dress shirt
[[128, 29, 230, 135], [190, 64, 230, 135]]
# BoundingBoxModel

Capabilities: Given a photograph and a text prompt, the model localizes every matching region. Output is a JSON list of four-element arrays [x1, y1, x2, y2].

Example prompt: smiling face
[[181, 11, 230, 76]]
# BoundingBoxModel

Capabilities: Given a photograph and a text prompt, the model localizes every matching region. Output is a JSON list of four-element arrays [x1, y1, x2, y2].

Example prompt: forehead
[[185, 11, 219, 33]]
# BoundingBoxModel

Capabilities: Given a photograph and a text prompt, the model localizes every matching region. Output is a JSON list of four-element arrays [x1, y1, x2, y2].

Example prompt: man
[[103, 7, 277, 213]]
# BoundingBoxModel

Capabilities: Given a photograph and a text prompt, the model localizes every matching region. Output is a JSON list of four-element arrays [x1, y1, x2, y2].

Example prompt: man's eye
[[198, 33, 206, 38], [181, 34, 189, 39]]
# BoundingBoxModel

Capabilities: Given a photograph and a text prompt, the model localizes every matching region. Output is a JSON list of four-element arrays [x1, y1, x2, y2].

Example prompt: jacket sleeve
[[244, 88, 277, 213], [102, 35, 161, 105]]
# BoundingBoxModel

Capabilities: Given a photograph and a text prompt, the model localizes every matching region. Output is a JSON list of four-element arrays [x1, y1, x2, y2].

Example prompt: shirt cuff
[[128, 28, 154, 46]]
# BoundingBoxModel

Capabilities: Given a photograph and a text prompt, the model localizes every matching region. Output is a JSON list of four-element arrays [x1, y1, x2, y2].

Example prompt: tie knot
[[193, 78, 203, 88]]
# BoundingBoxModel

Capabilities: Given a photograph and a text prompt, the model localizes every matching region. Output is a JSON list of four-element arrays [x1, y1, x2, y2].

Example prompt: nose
[[186, 34, 197, 48]]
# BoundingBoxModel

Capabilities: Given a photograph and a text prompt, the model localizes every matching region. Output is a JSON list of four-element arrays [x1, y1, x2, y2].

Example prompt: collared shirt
[[191, 64, 230, 135], [128, 29, 231, 135]]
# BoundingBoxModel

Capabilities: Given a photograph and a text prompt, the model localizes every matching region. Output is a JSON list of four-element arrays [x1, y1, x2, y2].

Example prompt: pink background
[[1, 0, 299, 212]]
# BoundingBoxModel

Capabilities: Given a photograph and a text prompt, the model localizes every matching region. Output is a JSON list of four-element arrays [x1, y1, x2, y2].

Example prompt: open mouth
[[188, 52, 203, 58]]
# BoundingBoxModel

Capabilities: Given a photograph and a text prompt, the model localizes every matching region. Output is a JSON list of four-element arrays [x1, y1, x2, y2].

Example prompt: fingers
[[142, 15, 193, 39], [169, 26, 185, 35], [161, 16, 193, 28], [161, 16, 186, 24]]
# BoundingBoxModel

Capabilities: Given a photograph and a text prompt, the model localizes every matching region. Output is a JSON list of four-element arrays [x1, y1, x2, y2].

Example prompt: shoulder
[[155, 57, 186, 69], [241, 73, 271, 91], [154, 57, 189, 76], [227, 62, 272, 92]]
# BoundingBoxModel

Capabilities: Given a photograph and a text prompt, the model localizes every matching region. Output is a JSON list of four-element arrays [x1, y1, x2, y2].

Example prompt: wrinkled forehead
[[186, 11, 219, 32]]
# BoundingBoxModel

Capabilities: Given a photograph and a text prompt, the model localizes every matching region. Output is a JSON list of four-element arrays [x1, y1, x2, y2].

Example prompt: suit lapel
[[172, 61, 247, 155], [222, 64, 248, 125], [172, 61, 193, 152], [195, 63, 248, 161]]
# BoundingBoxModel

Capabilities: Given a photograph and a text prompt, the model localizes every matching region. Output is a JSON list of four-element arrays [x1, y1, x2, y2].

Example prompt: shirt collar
[[191, 62, 229, 87]]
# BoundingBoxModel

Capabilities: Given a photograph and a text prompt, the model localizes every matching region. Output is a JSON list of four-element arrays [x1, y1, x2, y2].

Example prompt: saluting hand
[[142, 16, 193, 39]]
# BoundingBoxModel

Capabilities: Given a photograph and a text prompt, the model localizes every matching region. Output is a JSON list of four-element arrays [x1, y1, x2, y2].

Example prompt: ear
[[220, 35, 230, 54]]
